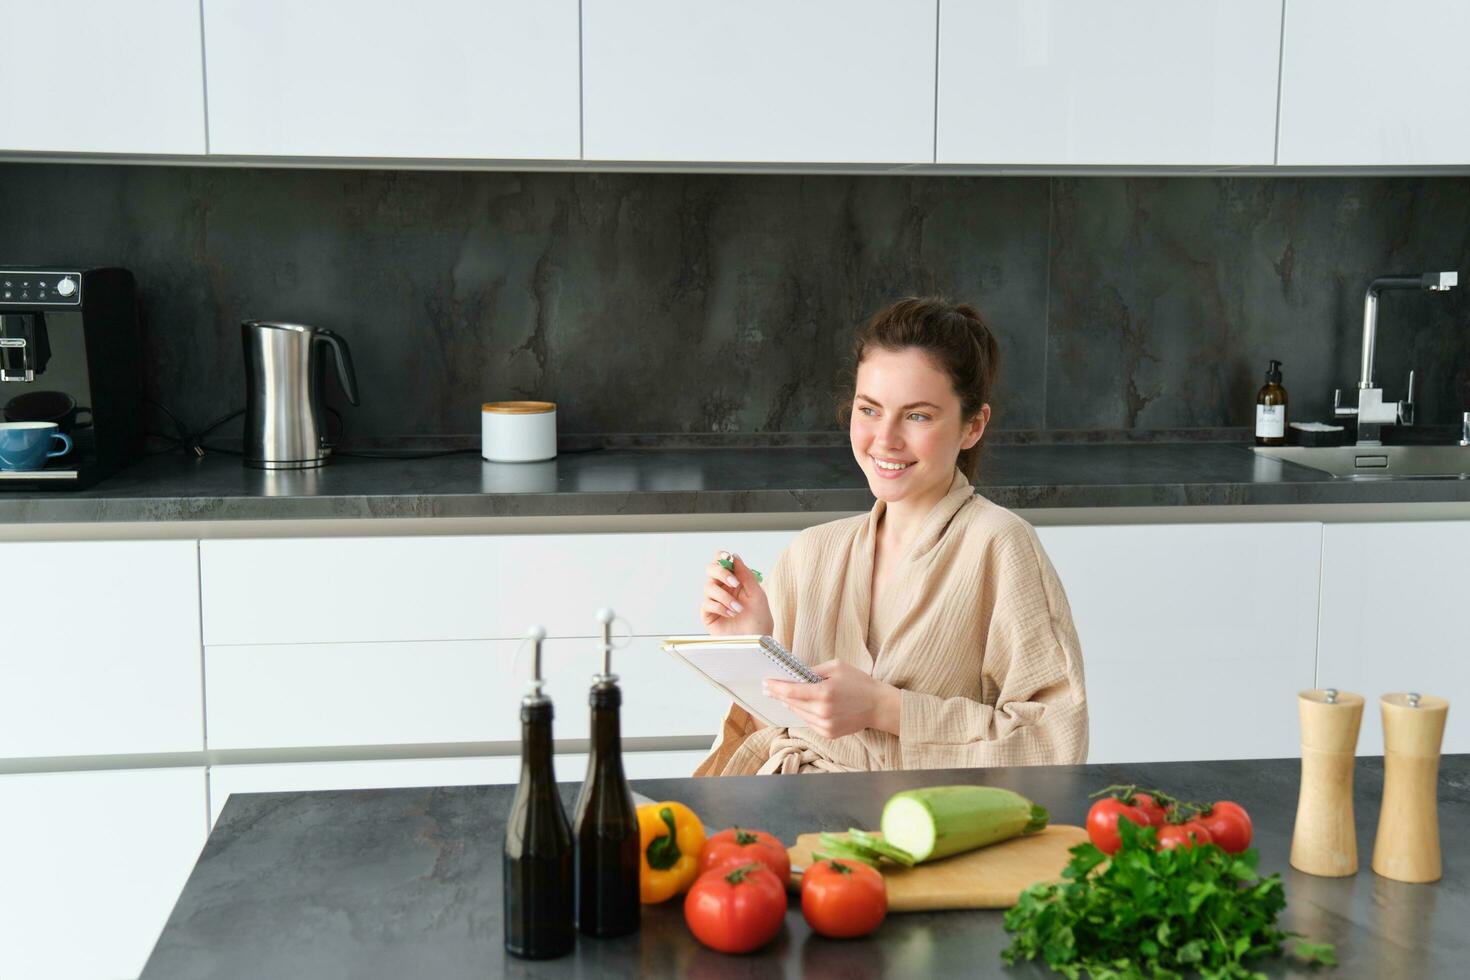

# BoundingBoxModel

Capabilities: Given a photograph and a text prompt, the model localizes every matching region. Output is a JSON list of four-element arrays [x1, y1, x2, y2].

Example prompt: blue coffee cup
[[0, 422, 73, 471]]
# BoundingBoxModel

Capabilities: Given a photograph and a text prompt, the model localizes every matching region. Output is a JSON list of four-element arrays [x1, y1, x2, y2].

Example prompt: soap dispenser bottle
[[1255, 360, 1288, 446], [573, 609, 641, 938], [504, 625, 574, 960]]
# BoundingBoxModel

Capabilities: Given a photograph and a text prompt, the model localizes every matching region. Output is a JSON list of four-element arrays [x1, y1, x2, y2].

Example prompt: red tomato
[[1086, 797, 1150, 854], [800, 858, 887, 939], [1130, 792, 1169, 827], [683, 862, 787, 954], [1157, 821, 1214, 850], [1197, 801, 1253, 854], [700, 827, 791, 883]]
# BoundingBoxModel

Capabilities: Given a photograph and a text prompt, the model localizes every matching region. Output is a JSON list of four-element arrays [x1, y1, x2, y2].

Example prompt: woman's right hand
[[701, 550, 774, 636]]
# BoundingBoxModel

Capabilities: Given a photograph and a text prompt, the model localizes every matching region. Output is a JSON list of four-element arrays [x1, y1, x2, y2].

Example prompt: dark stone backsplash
[[1, 164, 1466, 444]]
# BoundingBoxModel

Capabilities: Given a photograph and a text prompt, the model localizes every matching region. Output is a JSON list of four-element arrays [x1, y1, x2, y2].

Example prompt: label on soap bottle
[[1256, 404, 1285, 438]]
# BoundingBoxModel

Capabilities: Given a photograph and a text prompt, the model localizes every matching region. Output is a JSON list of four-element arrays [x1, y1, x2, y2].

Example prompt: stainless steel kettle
[[242, 321, 359, 469]]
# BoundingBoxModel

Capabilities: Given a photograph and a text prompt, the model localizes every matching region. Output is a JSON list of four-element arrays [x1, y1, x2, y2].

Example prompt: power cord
[[331, 447, 482, 460], [145, 400, 244, 457], [144, 400, 604, 460]]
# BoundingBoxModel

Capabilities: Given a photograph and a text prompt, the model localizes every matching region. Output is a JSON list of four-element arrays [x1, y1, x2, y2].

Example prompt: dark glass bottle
[[1255, 359, 1288, 447], [573, 610, 641, 937], [503, 627, 574, 960]]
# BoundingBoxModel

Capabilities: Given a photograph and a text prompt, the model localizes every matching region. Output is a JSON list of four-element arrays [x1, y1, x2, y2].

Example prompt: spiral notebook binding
[[757, 636, 821, 683]]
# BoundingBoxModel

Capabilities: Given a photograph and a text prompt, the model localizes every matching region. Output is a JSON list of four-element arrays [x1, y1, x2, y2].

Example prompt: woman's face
[[849, 346, 988, 508]]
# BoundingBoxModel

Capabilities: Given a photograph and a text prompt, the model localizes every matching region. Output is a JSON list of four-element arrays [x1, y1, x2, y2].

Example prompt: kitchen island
[[141, 756, 1469, 978]]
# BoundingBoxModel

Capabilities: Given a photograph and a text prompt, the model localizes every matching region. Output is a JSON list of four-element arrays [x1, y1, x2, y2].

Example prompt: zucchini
[[879, 786, 1049, 863], [817, 834, 882, 863], [811, 846, 876, 869], [847, 828, 916, 867], [816, 834, 883, 867]]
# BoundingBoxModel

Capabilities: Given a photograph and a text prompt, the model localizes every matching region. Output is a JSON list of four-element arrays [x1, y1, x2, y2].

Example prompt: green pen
[[718, 556, 763, 584]]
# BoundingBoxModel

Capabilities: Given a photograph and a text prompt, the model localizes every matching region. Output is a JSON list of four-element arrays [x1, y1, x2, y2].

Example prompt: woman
[[694, 297, 1087, 775]]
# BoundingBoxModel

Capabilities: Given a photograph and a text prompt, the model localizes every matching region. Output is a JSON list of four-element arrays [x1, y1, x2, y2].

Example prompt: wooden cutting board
[[786, 826, 1089, 911]]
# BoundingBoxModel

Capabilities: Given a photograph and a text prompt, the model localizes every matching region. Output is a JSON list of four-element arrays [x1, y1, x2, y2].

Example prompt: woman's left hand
[[764, 661, 901, 739]]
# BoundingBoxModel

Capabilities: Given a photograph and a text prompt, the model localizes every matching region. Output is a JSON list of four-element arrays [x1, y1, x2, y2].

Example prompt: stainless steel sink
[[1254, 444, 1470, 479]]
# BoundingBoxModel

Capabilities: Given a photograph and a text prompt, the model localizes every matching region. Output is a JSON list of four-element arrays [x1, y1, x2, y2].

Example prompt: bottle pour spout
[[595, 608, 616, 681]]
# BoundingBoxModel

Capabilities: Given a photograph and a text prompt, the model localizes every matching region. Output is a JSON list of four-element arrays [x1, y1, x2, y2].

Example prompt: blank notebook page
[[662, 636, 816, 730]]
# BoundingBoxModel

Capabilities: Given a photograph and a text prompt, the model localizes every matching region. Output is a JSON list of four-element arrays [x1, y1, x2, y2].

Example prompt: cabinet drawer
[[0, 540, 203, 759], [1038, 523, 1322, 764], [1317, 521, 1470, 755], [205, 636, 729, 750], [200, 531, 793, 646]]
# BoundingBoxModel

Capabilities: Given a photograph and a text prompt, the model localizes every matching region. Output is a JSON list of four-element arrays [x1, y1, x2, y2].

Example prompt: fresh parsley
[[1002, 819, 1336, 979]]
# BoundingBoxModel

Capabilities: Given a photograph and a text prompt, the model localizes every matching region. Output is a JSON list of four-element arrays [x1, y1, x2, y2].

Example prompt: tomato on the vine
[[699, 827, 791, 883], [1157, 820, 1213, 850], [801, 858, 887, 939], [683, 862, 787, 954], [1130, 792, 1170, 827], [1086, 797, 1151, 854], [1197, 800, 1253, 853]]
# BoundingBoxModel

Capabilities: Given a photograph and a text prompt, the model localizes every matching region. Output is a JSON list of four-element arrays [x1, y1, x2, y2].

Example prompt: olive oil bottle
[[1255, 359, 1288, 446], [503, 626, 574, 960], [572, 609, 641, 938]]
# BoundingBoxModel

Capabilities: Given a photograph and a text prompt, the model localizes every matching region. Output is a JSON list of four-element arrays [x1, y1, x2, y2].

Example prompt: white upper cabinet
[[1278, 0, 1470, 165], [582, 0, 937, 164], [0, 0, 205, 154], [937, 0, 1282, 166], [1316, 522, 1470, 755], [202, 0, 580, 159]]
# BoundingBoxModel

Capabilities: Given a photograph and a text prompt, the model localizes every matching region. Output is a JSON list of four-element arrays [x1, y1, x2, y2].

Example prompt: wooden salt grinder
[[1372, 692, 1450, 883], [1291, 688, 1364, 877]]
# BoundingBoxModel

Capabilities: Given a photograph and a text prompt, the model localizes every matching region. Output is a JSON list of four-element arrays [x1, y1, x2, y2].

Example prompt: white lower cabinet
[[0, 768, 207, 980], [208, 750, 711, 826], [1317, 522, 1470, 755], [200, 530, 793, 646], [0, 540, 204, 759], [1038, 523, 1323, 764], [205, 636, 728, 750]]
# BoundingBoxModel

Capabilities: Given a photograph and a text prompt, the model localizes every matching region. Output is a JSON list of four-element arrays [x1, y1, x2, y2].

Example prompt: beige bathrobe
[[694, 469, 1088, 776]]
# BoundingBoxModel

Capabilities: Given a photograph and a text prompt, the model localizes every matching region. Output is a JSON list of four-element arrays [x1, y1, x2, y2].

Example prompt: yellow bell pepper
[[637, 801, 706, 903]]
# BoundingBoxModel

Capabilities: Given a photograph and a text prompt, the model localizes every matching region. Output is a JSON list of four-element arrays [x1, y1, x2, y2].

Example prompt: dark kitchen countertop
[[141, 755, 1470, 979], [6, 441, 1470, 525]]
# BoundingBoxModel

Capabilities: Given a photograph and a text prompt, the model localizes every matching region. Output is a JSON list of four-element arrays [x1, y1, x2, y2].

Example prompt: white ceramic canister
[[482, 401, 557, 462]]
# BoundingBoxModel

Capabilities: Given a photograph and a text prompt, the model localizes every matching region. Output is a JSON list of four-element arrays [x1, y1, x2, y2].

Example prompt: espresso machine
[[0, 268, 145, 489]]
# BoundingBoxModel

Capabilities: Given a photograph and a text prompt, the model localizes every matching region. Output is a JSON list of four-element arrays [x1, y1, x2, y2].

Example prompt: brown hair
[[839, 296, 1000, 479]]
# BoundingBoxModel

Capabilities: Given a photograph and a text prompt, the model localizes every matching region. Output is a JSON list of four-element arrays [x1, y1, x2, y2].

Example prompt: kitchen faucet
[[1333, 271, 1458, 445]]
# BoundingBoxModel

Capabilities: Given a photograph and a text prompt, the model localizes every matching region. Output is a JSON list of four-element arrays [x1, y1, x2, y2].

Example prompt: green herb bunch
[[1002, 819, 1335, 979]]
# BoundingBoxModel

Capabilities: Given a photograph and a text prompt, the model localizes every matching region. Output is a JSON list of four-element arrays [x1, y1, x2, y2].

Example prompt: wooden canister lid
[[482, 400, 556, 414]]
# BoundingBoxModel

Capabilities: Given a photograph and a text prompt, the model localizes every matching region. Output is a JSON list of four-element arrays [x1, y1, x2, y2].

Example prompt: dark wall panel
[[1, 164, 1466, 441]]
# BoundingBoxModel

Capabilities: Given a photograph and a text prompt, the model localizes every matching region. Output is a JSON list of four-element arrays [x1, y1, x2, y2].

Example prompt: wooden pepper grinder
[[1372, 692, 1450, 883], [1291, 688, 1364, 877]]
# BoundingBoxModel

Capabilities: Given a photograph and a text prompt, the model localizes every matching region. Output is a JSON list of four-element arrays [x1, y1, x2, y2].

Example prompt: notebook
[[661, 634, 821, 729]]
